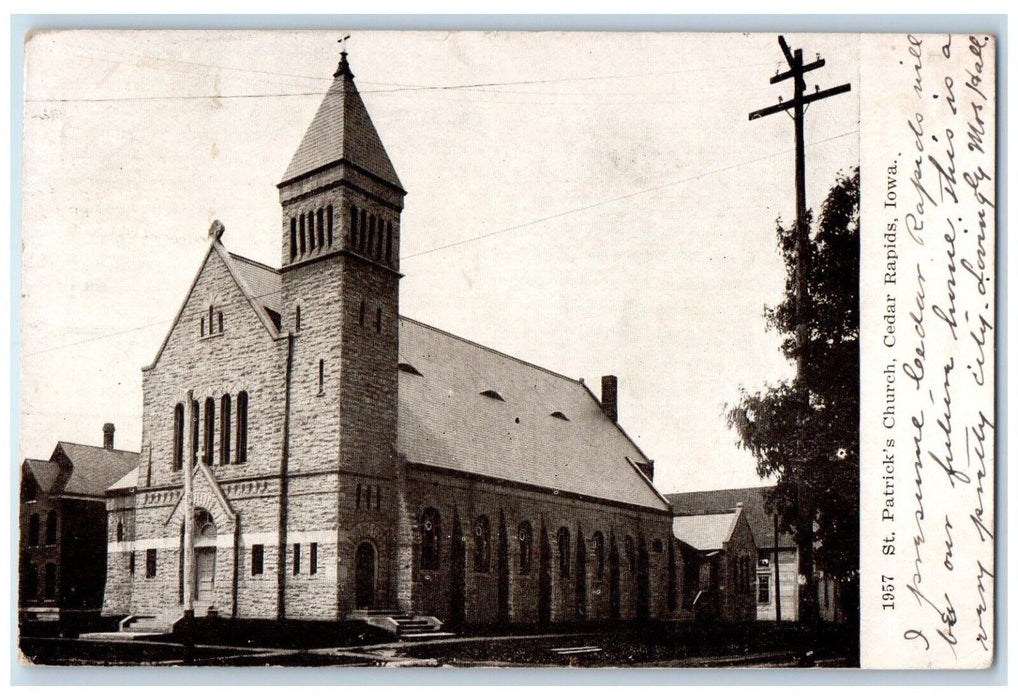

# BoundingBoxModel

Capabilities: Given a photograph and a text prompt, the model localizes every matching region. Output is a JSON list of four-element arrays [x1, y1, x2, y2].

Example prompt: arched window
[[350, 205, 359, 249], [23, 562, 38, 601], [624, 536, 636, 574], [359, 298, 366, 327], [299, 213, 307, 255], [307, 211, 315, 251], [235, 391, 248, 463], [318, 359, 325, 395], [367, 215, 375, 254], [28, 513, 40, 546], [375, 307, 382, 333], [217, 311, 224, 334], [45, 510, 57, 545], [116, 520, 124, 542], [172, 403, 184, 471], [317, 209, 325, 249], [473, 515, 491, 572], [375, 221, 384, 258], [355, 483, 362, 509], [194, 509, 214, 535], [359, 210, 367, 249], [203, 397, 215, 465], [200, 317, 205, 336], [593, 531, 605, 580], [290, 217, 298, 261], [518, 521, 533, 575], [220, 394, 232, 465], [420, 508, 441, 571], [295, 305, 301, 332], [386, 221, 393, 262], [327, 205, 334, 247], [44, 563, 56, 599], [557, 527, 571, 578], [208, 306, 214, 335], [190, 398, 200, 466]]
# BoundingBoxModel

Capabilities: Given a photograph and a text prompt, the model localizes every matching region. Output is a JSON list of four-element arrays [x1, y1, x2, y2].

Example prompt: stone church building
[[102, 51, 678, 629]]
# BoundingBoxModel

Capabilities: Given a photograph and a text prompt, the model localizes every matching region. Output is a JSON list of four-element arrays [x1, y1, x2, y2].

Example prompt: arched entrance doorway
[[355, 541, 376, 609], [193, 509, 217, 604]]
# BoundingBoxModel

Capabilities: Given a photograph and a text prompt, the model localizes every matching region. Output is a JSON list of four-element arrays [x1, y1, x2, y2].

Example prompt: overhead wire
[[23, 127, 858, 358]]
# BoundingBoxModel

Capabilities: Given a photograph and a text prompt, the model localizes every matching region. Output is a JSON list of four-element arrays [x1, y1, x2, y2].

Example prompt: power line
[[401, 129, 857, 260], [24, 60, 783, 104], [23, 128, 857, 358]]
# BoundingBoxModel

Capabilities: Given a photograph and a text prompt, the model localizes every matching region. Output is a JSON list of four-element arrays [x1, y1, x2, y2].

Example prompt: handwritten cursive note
[[861, 33, 995, 669]]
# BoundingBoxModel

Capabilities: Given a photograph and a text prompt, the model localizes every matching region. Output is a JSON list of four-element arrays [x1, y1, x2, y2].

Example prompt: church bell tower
[[277, 48, 405, 612], [278, 50, 405, 271]]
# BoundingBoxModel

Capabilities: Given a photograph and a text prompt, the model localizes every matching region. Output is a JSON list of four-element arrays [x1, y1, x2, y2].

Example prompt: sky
[[20, 30, 859, 494]]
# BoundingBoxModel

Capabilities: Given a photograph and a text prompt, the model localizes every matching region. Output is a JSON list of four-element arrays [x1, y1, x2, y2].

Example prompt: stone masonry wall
[[404, 466, 678, 627]]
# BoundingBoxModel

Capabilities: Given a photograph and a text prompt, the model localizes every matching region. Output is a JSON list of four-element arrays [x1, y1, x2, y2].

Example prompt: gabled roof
[[23, 459, 61, 493], [672, 511, 740, 552], [51, 442, 138, 497], [138, 239, 667, 512], [397, 317, 670, 512], [666, 486, 794, 549], [146, 236, 282, 370], [280, 55, 402, 189]]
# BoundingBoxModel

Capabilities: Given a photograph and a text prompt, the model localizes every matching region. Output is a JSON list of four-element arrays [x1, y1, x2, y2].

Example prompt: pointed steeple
[[279, 51, 402, 189]]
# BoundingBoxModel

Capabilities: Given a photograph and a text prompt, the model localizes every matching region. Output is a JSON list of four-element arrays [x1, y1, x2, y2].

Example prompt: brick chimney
[[103, 423, 115, 450], [601, 375, 618, 422]]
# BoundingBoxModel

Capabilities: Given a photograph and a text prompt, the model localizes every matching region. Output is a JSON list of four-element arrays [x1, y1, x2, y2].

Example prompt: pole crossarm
[[771, 58, 825, 84], [748, 82, 852, 121]]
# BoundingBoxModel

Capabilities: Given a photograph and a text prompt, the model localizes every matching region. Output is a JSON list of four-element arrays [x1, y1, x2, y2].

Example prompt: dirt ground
[[20, 622, 858, 668]]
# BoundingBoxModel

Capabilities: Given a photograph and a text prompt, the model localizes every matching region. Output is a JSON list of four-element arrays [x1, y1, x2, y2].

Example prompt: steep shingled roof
[[666, 487, 794, 550], [23, 459, 61, 493], [108, 466, 140, 492], [230, 253, 282, 315], [52, 442, 138, 497], [280, 54, 402, 188], [672, 511, 740, 552], [182, 245, 669, 511], [397, 317, 669, 511]]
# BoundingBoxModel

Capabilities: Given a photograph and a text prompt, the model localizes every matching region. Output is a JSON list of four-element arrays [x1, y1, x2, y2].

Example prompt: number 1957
[[882, 574, 895, 610]]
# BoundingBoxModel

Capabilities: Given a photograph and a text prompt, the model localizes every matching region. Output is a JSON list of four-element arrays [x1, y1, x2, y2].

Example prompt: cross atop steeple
[[334, 35, 353, 78]]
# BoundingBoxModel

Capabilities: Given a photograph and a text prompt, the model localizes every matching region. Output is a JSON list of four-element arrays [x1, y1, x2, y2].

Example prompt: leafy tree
[[727, 167, 859, 622]]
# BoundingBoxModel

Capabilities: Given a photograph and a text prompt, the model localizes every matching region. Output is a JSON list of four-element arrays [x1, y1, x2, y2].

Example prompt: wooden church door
[[195, 548, 216, 602], [355, 542, 376, 609]]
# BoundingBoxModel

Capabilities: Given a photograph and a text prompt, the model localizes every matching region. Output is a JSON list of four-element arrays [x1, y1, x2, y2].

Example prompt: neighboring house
[[667, 487, 799, 622], [672, 504, 756, 622], [19, 424, 138, 622], [102, 50, 680, 630]]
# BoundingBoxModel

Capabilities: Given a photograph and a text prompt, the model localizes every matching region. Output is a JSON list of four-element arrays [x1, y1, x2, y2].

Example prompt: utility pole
[[182, 389, 195, 662], [183, 389, 195, 615], [749, 35, 851, 379], [749, 36, 850, 624]]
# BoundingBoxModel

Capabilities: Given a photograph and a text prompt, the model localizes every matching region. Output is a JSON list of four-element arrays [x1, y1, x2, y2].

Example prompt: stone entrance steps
[[82, 605, 212, 641], [347, 609, 455, 640]]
